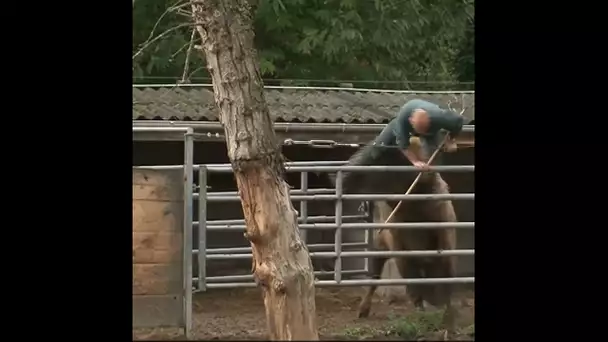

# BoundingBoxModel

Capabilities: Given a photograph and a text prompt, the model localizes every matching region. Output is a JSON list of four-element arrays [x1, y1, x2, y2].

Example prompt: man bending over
[[375, 99, 465, 169]]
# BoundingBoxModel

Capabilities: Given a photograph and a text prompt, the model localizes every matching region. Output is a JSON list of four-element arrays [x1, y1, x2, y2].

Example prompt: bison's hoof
[[439, 329, 455, 341], [358, 309, 370, 318]]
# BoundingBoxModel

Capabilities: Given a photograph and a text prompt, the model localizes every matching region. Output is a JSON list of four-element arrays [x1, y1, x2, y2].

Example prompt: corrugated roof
[[132, 86, 475, 124]]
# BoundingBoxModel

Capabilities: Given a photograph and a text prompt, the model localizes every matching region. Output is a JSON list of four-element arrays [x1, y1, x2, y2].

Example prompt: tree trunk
[[191, 1, 319, 340]]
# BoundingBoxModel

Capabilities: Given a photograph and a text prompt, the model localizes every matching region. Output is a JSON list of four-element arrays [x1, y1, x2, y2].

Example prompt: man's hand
[[413, 161, 430, 170], [444, 139, 458, 153], [403, 148, 430, 170], [443, 136, 458, 152]]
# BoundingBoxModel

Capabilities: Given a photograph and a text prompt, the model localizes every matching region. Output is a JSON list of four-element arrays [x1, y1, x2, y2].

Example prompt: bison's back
[[341, 142, 421, 196]]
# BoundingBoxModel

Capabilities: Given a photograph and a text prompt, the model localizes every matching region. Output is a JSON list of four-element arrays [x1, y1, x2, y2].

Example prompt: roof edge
[[132, 83, 475, 95]]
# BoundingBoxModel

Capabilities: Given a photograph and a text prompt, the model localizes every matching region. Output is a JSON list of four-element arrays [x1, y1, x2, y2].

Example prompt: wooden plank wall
[[132, 169, 185, 328]]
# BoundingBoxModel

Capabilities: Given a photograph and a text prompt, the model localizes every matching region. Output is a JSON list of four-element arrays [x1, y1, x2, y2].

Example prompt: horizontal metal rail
[[132, 121, 474, 134], [205, 161, 350, 168], [204, 222, 474, 231], [135, 160, 348, 171], [205, 193, 474, 202], [199, 242, 368, 255], [133, 164, 475, 172], [309, 250, 474, 258], [196, 269, 367, 284], [203, 277, 475, 289], [186, 155, 469, 169], [203, 214, 367, 226], [132, 127, 192, 133], [197, 243, 367, 255], [195, 188, 337, 200], [204, 249, 474, 260], [206, 165, 475, 173], [132, 84, 475, 95], [203, 188, 335, 198]]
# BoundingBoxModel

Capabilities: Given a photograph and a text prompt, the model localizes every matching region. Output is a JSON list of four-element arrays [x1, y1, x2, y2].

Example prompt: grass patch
[[342, 326, 383, 339], [339, 310, 446, 340], [459, 323, 474, 338], [385, 310, 444, 340], [339, 304, 474, 340]]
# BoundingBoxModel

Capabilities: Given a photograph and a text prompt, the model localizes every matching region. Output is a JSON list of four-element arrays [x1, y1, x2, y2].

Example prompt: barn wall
[[133, 141, 474, 278]]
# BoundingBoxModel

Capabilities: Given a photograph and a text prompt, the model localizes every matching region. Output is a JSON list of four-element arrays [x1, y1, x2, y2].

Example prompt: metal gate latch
[[309, 140, 336, 148]]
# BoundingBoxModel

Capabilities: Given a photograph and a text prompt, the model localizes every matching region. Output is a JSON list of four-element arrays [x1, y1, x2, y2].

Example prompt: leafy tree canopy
[[133, 0, 474, 90]]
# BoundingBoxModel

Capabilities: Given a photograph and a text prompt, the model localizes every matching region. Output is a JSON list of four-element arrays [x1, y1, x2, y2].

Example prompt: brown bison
[[335, 134, 459, 332]]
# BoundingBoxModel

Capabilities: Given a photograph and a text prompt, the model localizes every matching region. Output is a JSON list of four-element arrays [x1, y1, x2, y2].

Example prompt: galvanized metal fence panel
[[194, 162, 475, 290]]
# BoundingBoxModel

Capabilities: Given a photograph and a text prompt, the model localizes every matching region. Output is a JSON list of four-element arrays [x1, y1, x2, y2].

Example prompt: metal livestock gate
[[132, 126, 475, 339]]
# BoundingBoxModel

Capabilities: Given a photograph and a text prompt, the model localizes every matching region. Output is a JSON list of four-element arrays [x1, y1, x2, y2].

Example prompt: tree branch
[[180, 29, 197, 84], [133, 22, 193, 60]]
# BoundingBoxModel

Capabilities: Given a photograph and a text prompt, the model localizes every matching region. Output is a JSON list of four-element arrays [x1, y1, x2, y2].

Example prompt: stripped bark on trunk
[[191, 0, 319, 340]]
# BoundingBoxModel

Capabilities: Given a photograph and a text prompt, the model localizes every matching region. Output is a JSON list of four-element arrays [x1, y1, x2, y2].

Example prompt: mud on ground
[[133, 287, 474, 341]]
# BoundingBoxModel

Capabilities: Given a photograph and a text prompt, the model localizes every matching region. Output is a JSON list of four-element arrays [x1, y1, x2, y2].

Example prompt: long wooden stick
[[383, 135, 450, 224]]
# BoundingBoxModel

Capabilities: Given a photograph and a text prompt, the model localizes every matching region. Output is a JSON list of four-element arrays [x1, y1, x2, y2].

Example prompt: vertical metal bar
[[198, 166, 208, 292], [183, 128, 193, 339], [334, 171, 343, 283], [364, 225, 370, 273], [364, 203, 373, 273], [198, 165, 207, 292], [299, 171, 308, 243]]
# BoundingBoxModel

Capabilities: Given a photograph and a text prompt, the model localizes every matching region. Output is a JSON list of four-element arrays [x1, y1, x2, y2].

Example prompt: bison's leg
[[357, 231, 390, 318], [407, 258, 430, 311], [431, 174, 459, 333]]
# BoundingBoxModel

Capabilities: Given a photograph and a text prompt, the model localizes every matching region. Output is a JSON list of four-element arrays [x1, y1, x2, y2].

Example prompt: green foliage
[[339, 309, 475, 340], [385, 310, 444, 339], [453, 11, 475, 83], [133, 0, 197, 80], [132, 0, 475, 88]]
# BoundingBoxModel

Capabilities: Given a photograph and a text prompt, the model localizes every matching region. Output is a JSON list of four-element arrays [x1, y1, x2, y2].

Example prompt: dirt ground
[[133, 287, 474, 340]]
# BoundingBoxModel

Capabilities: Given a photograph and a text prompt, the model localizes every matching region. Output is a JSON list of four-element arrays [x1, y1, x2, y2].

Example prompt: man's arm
[[392, 116, 411, 150], [391, 119, 424, 165], [440, 110, 465, 138], [403, 147, 423, 164]]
